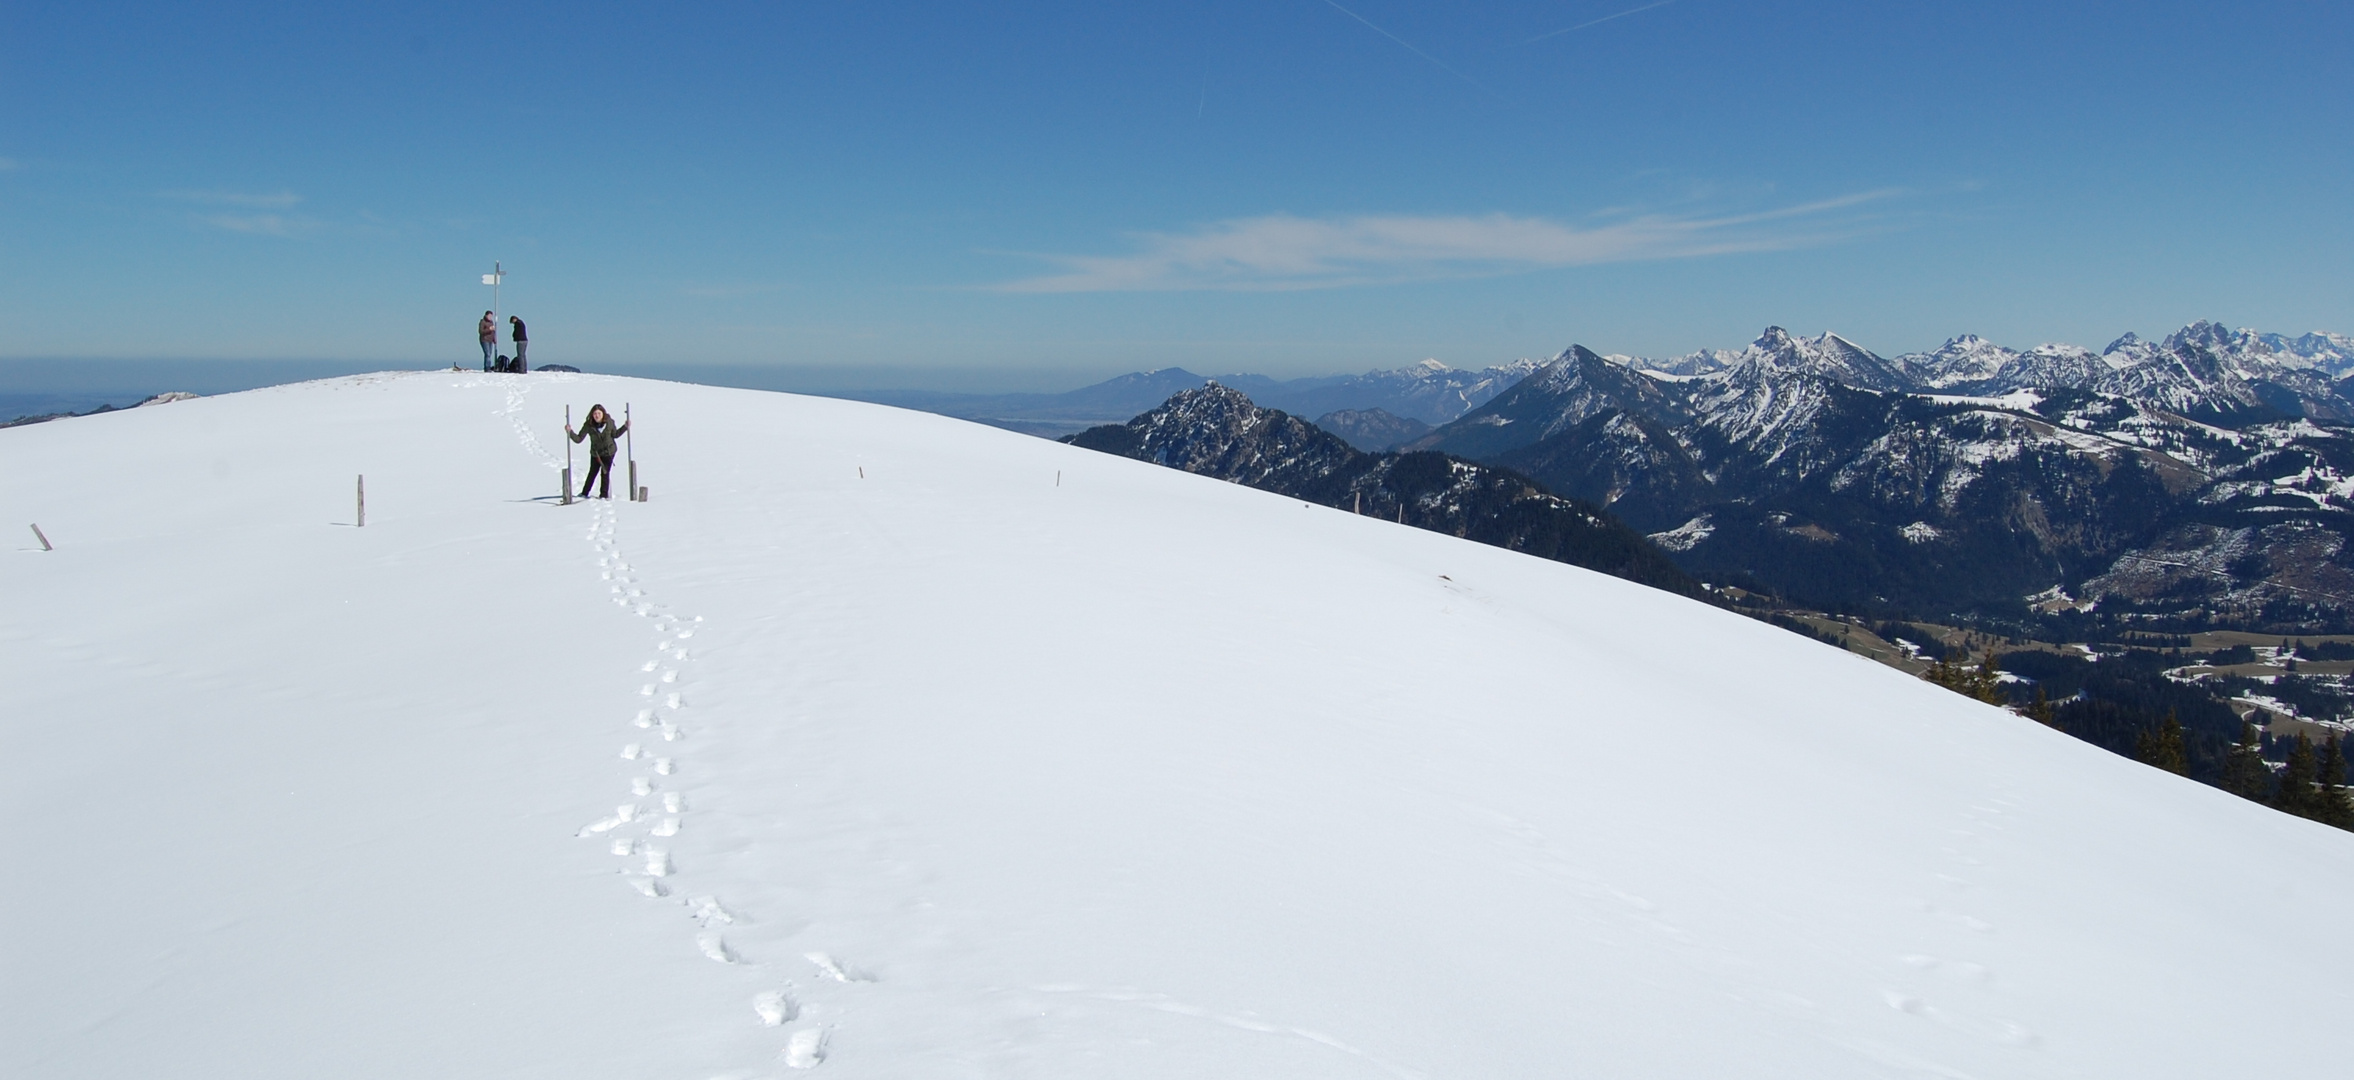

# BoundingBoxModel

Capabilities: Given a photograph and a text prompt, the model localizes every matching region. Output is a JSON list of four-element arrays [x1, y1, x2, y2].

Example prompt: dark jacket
[[509, 318, 527, 342], [571, 414, 628, 457]]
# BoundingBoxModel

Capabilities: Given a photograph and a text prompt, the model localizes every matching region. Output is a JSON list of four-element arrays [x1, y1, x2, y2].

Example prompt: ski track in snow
[[482, 376, 835, 1071], [1028, 986, 1427, 1080]]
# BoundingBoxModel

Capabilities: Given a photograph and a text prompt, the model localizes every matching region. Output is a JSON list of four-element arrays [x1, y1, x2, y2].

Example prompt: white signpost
[[482, 262, 504, 369]]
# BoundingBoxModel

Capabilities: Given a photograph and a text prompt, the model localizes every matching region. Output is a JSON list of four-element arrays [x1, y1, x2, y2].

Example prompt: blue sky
[[2, 1, 2347, 388]]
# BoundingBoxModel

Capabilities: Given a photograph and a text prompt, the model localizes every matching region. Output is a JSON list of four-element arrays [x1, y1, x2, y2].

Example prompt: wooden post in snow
[[1353, 492, 1360, 514], [563, 404, 574, 506], [357, 475, 366, 527], [30, 524, 52, 551], [626, 403, 638, 501]]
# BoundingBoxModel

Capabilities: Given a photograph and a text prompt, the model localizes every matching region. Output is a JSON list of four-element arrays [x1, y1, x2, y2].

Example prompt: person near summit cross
[[508, 315, 528, 372], [478, 311, 497, 370], [567, 403, 629, 499]]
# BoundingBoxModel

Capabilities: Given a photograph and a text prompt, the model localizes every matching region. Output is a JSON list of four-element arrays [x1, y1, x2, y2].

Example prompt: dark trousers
[[582, 453, 616, 498]]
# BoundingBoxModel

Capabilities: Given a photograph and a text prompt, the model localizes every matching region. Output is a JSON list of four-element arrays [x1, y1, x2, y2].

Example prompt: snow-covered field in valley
[[6, 371, 2350, 1079]]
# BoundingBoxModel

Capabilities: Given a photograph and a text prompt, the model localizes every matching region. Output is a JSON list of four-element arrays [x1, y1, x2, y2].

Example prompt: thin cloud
[[679, 282, 797, 299], [1320, 0, 1485, 91], [994, 191, 1901, 294], [199, 213, 317, 238], [164, 188, 303, 208], [1526, 0, 1676, 44]]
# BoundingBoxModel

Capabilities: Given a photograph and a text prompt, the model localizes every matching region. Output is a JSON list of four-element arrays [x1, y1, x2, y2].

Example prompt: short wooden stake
[[638, 486, 649, 502], [1353, 492, 1361, 514], [357, 475, 366, 527], [1056, 470, 1061, 487], [1396, 504, 1404, 524], [30, 524, 52, 551], [858, 466, 864, 479]]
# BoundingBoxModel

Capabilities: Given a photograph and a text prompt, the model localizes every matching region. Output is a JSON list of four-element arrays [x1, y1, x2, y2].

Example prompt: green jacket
[[571, 417, 629, 457]]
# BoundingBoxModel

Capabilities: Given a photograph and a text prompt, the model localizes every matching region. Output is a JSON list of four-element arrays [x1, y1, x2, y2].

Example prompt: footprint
[[666, 693, 682, 709], [652, 817, 680, 836], [630, 876, 670, 899], [577, 815, 625, 836], [633, 711, 654, 729], [611, 837, 635, 856], [654, 757, 674, 775], [614, 804, 641, 822], [698, 932, 739, 964], [662, 792, 685, 813], [754, 990, 799, 1026], [631, 777, 654, 796], [645, 849, 673, 877], [690, 895, 736, 925], [639, 684, 655, 696], [806, 952, 872, 983], [661, 670, 678, 684], [641, 661, 658, 672], [621, 744, 642, 760], [782, 1027, 826, 1069]]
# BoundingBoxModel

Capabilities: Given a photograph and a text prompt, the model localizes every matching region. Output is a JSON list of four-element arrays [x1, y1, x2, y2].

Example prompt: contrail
[[1525, 0, 1675, 44], [1320, 0, 1484, 90]]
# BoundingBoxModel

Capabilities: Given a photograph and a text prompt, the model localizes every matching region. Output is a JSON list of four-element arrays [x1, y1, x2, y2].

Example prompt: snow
[[9, 371, 2354, 1079], [1646, 514, 1715, 552], [1923, 389, 2044, 411]]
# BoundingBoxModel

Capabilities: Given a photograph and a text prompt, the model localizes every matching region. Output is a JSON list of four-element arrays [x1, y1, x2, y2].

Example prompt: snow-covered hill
[[7, 371, 2353, 1079]]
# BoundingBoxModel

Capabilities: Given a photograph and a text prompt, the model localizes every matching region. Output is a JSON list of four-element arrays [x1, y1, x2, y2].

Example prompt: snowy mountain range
[[843, 357, 1540, 438], [1623, 321, 2354, 423], [1064, 384, 1694, 595], [1409, 321, 2354, 631], [13, 370, 2354, 1078]]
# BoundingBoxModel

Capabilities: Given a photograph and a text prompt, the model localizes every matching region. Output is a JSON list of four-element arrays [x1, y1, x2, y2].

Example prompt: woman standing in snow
[[567, 404, 629, 500]]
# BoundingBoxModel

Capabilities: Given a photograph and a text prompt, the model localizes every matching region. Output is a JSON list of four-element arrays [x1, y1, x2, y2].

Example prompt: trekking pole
[[562, 405, 574, 505], [626, 403, 638, 501]]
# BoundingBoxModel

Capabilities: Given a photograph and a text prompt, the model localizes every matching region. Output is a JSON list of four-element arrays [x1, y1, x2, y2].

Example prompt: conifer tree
[[2318, 737, 2352, 829], [2273, 734, 2319, 819], [1968, 651, 2006, 705], [1925, 649, 2007, 706], [2134, 710, 2189, 775], [2026, 685, 2061, 731], [2221, 721, 2270, 801], [1925, 652, 1960, 692]]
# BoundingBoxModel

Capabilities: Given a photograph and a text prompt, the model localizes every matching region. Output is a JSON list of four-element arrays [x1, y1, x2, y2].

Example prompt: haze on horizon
[[2, 1, 2347, 391]]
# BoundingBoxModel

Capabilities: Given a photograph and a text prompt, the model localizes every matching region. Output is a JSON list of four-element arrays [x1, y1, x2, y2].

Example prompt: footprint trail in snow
[[538, 452, 838, 1070], [479, 379, 849, 1069]]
